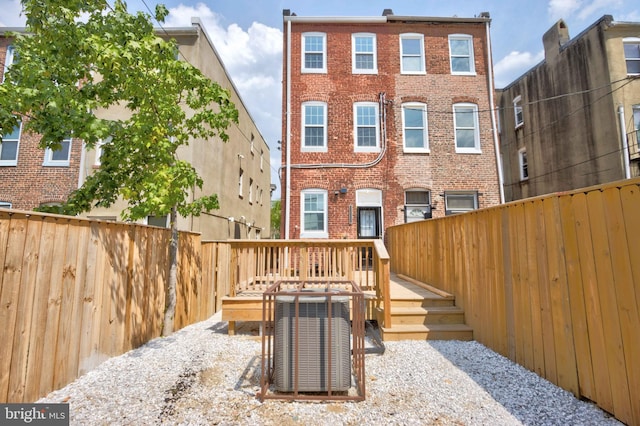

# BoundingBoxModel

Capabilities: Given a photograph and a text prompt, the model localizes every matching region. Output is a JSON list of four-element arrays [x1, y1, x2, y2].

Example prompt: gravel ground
[[38, 315, 621, 425]]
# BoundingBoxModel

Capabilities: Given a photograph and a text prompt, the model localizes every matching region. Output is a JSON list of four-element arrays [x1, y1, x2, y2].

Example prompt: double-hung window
[[44, 137, 72, 166], [2, 45, 16, 82], [453, 103, 481, 153], [354, 102, 380, 152], [301, 189, 328, 238], [402, 103, 429, 152], [519, 148, 529, 181], [448, 34, 475, 75], [444, 191, 478, 215], [302, 32, 326, 73], [400, 34, 425, 74], [302, 101, 327, 152], [513, 96, 524, 128], [623, 38, 640, 75], [0, 120, 21, 166], [352, 33, 377, 74]]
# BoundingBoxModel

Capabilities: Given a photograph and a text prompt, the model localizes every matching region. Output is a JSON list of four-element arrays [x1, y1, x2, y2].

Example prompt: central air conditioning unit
[[274, 291, 351, 392]]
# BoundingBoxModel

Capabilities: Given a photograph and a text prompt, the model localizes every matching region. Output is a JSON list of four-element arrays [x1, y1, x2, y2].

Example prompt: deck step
[[389, 296, 455, 308], [387, 306, 465, 325], [380, 323, 474, 341]]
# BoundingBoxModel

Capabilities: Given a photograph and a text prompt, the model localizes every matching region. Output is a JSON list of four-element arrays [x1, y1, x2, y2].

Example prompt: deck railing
[[218, 239, 391, 327]]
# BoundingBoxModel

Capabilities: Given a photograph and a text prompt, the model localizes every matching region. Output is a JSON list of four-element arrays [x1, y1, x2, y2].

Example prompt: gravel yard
[[38, 314, 621, 425]]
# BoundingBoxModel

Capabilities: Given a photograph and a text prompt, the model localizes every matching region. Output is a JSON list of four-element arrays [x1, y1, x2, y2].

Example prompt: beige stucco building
[[1, 19, 272, 240], [497, 15, 640, 201]]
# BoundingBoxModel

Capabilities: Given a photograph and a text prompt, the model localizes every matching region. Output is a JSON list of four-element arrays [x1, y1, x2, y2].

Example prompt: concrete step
[[380, 323, 474, 341]]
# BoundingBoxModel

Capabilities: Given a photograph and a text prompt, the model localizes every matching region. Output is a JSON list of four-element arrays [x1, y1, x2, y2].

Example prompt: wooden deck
[[221, 272, 472, 341]]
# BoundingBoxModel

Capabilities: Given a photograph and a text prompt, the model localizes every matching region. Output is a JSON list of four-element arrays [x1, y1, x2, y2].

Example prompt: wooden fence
[[386, 177, 640, 426], [0, 209, 217, 403]]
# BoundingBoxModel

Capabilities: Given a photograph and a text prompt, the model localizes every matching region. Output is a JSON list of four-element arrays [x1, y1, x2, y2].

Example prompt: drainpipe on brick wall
[[284, 17, 292, 240], [485, 20, 505, 204], [77, 141, 86, 188], [618, 104, 631, 179]]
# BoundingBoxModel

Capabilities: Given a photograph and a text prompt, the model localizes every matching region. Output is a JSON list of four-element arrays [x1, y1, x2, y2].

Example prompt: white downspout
[[285, 18, 292, 239], [77, 141, 86, 188], [618, 104, 631, 179], [485, 20, 505, 204]]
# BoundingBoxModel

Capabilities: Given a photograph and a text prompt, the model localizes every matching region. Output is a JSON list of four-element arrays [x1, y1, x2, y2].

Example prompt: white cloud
[[0, 0, 25, 26], [165, 3, 283, 193], [548, 0, 582, 21], [494, 50, 545, 88]]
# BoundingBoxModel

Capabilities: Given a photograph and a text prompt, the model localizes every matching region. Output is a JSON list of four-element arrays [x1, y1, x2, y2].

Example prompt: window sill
[[455, 149, 482, 154]]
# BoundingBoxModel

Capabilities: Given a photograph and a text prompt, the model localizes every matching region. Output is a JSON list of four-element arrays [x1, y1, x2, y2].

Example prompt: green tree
[[0, 0, 238, 335], [270, 199, 281, 238]]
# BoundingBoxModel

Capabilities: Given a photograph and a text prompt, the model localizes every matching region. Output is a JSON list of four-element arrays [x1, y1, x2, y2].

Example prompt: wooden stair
[[377, 275, 473, 341]]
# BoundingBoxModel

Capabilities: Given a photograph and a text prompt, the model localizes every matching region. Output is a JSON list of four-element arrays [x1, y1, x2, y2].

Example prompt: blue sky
[[2, 0, 639, 199]]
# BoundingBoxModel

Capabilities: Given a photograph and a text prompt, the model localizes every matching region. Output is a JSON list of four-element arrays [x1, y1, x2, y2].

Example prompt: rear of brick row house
[[1, 32, 83, 210], [280, 9, 504, 241]]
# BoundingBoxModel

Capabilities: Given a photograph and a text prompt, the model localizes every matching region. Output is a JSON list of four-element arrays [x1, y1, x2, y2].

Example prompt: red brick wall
[[1, 41, 82, 210], [281, 18, 502, 239]]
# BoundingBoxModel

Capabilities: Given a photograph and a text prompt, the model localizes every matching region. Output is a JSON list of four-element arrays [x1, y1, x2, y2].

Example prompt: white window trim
[[448, 34, 476, 75], [352, 33, 377, 74], [518, 147, 529, 181], [301, 101, 328, 152], [302, 32, 327, 74], [453, 103, 481, 154], [300, 189, 328, 238], [444, 191, 478, 215], [513, 95, 524, 128], [43, 137, 72, 166], [238, 168, 244, 198], [623, 37, 640, 76], [402, 103, 429, 153], [0, 201, 12, 209], [2, 45, 15, 83], [0, 119, 21, 166], [400, 33, 426, 75], [353, 102, 380, 153]]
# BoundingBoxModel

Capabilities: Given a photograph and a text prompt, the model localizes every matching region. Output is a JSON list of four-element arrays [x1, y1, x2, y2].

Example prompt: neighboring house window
[[444, 191, 478, 215], [453, 103, 481, 153], [514, 96, 524, 128], [43, 137, 72, 166], [352, 33, 377, 74], [0, 201, 11, 209], [147, 214, 168, 228], [238, 168, 244, 197], [402, 103, 429, 153], [2, 45, 16, 82], [354, 102, 380, 152], [302, 101, 327, 152], [400, 33, 425, 74], [623, 38, 640, 75], [301, 189, 328, 238], [249, 178, 254, 204], [0, 120, 21, 166], [260, 149, 264, 171], [519, 148, 529, 181], [302, 32, 326, 73], [405, 189, 431, 223], [448, 34, 475, 75]]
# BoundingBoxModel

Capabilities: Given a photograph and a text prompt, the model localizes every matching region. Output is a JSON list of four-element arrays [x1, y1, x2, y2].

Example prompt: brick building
[[1, 19, 272, 239], [281, 9, 503, 240]]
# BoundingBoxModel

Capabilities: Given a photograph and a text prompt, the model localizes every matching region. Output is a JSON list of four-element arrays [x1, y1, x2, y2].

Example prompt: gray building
[[497, 15, 640, 201]]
